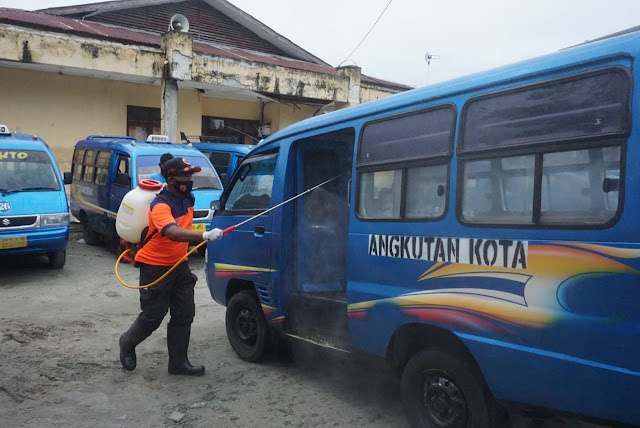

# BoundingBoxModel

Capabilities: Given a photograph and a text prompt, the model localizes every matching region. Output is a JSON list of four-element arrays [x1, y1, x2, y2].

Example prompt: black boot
[[167, 325, 205, 376], [119, 320, 148, 371]]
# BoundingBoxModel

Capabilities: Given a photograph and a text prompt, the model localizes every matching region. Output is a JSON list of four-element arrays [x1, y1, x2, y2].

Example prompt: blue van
[[187, 141, 251, 186], [206, 27, 640, 428], [0, 125, 70, 268], [68, 135, 222, 250]]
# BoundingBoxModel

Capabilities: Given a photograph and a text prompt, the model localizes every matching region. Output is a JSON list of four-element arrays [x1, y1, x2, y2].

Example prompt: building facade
[[0, 0, 411, 170]]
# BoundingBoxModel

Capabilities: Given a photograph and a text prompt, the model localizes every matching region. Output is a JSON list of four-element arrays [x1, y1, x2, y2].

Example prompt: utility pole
[[425, 52, 440, 85]]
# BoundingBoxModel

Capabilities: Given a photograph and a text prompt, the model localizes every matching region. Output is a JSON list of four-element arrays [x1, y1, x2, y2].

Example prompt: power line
[[338, 0, 394, 67]]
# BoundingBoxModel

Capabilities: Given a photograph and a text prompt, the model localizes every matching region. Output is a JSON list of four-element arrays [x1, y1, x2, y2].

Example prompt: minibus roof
[[189, 142, 252, 155], [256, 26, 640, 151], [0, 132, 50, 150], [75, 136, 207, 158]]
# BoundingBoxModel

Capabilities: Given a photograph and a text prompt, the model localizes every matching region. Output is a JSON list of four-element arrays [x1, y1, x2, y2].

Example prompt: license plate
[[0, 236, 27, 249], [191, 223, 206, 232]]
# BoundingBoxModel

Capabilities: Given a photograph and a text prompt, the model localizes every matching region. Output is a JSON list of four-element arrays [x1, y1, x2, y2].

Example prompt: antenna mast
[[425, 52, 440, 85]]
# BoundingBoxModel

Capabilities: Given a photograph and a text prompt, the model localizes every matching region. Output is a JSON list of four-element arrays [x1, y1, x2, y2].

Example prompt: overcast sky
[[3, 0, 640, 87]]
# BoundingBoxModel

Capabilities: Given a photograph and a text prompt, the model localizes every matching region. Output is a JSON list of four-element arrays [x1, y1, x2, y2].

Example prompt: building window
[[202, 116, 260, 145], [127, 106, 161, 141]]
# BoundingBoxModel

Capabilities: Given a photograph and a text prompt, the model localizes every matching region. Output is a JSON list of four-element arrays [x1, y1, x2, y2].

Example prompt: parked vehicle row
[[0, 129, 252, 266]]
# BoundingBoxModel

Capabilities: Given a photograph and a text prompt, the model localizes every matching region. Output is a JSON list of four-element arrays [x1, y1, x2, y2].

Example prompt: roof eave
[[38, 0, 331, 66]]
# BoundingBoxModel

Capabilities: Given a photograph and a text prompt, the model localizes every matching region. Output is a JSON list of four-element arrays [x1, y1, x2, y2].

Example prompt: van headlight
[[40, 213, 70, 228]]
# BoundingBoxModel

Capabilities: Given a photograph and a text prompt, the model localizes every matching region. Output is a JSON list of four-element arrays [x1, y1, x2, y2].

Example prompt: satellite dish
[[169, 14, 189, 33]]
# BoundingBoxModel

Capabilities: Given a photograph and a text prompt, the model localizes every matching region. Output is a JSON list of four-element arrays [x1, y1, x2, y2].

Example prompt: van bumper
[[0, 227, 69, 255]]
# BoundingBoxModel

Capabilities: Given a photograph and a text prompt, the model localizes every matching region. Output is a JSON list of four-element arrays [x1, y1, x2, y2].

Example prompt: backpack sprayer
[[114, 175, 341, 289]]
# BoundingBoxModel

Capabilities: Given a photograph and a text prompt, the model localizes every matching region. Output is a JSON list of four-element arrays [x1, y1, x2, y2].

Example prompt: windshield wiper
[[1, 187, 57, 196], [193, 186, 222, 191]]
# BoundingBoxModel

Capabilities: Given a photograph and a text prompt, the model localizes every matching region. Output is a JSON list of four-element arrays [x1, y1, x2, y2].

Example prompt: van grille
[[0, 216, 38, 228]]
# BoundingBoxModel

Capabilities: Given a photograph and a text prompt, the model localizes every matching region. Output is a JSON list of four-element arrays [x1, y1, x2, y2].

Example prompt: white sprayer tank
[[115, 179, 163, 243]]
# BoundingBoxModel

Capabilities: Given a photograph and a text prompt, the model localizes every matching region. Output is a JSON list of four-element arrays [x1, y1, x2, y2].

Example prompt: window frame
[[456, 67, 630, 230], [112, 154, 131, 189], [458, 66, 632, 156], [355, 104, 457, 223], [82, 149, 97, 183], [72, 148, 85, 181], [94, 150, 112, 186], [218, 151, 279, 215]]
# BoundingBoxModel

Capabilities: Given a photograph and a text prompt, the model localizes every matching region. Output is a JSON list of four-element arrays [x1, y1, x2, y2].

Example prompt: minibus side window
[[72, 148, 85, 181], [225, 155, 276, 211], [459, 67, 629, 227], [462, 156, 535, 224], [540, 147, 620, 224], [209, 151, 232, 185], [114, 156, 131, 187], [359, 170, 402, 219], [94, 150, 111, 186], [82, 149, 96, 183], [357, 105, 455, 221]]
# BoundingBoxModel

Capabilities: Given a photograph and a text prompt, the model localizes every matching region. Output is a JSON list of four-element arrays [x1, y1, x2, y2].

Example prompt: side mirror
[[63, 171, 72, 185], [210, 199, 221, 210]]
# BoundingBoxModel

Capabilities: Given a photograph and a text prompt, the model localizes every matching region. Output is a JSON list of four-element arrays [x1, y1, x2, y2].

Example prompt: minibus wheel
[[401, 348, 492, 428], [82, 223, 100, 246], [225, 290, 267, 362], [48, 249, 66, 269]]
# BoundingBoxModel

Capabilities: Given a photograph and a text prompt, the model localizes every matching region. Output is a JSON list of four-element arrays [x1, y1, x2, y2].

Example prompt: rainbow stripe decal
[[213, 263, 276, 279], [348, 242, 640, 335]]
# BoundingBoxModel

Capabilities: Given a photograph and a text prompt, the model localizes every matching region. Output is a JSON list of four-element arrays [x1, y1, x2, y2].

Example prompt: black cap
[[162, 157, 202, 178], [159, 153, 174, 164]]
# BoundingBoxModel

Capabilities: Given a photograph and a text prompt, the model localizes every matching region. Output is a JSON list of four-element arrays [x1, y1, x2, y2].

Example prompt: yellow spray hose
[[114, 174, 341, 290], [114, 240, 208, 289]]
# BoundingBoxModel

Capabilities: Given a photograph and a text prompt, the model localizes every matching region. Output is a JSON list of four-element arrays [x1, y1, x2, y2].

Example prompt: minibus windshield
[[137, 155, 222, 190], [0, 150, 61, 194]]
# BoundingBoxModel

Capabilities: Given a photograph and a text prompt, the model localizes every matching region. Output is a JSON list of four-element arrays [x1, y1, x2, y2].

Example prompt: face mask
[[172, 178, 193, 194]]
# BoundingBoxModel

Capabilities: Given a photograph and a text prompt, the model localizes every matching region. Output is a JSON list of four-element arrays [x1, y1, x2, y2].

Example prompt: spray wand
[[115, 175, 342, 289]]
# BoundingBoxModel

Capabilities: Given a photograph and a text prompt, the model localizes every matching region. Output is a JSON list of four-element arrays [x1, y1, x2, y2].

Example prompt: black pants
[[133, 261, 198, 338]]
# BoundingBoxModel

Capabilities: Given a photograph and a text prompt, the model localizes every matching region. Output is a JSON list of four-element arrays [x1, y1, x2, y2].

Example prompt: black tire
[[225, 290, 268, 362], [82, 222, 100, 246], [48, 249, 66, 269], [401, 348, 493, 428]]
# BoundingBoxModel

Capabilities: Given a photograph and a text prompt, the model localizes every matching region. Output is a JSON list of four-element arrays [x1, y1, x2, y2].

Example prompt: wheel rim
[[419, 370, 469, 427], [234, 307, 258, 347]]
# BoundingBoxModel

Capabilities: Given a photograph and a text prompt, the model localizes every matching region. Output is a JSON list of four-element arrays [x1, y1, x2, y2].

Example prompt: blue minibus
[[206, 28, 640, 427], [0, 125, 70, 268], [68, 135, 222, 251], [186, 140, 251, 186]]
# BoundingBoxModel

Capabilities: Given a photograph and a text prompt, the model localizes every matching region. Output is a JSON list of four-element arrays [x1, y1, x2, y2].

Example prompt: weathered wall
[[0, 26, 163, 80], [0, 67, 203, 171], [200, 96, 262, 121], [361, 84, 408, 103], [192, 55, 348, 103]]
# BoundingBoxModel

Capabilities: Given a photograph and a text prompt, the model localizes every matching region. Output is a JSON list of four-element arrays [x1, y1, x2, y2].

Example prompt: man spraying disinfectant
[[119, 157, 223, 375]]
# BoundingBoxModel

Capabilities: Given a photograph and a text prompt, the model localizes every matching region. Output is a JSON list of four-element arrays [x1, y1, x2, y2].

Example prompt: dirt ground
[[0, 227, 617, 428]]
